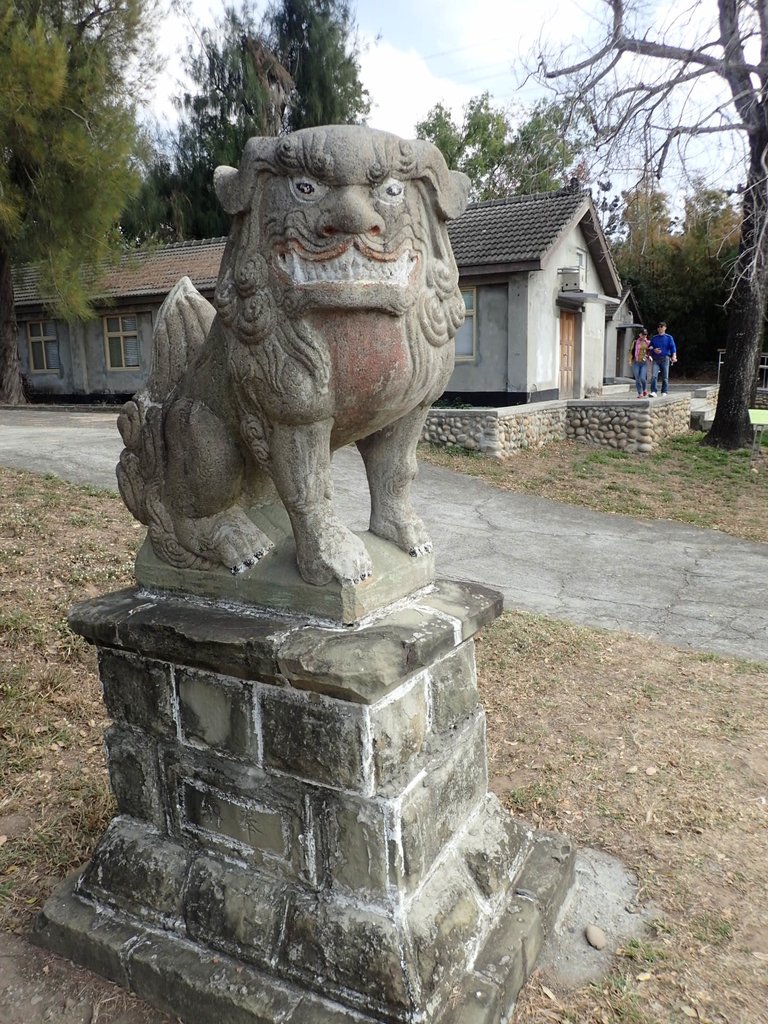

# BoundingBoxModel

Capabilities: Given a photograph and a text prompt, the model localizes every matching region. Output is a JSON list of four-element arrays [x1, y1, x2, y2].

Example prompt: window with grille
[[455, 288, 476, 361], [104, 314, 140, 370], [27, 321, 61, 372]]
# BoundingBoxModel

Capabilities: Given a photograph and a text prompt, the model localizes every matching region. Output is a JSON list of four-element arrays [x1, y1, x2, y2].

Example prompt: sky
[[150, 0, 597, 138], [146, 0, 744, 199]]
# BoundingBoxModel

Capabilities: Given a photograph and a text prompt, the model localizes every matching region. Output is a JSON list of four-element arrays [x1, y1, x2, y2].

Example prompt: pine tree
[[122, 0, 370, 242], [0, 0, 158, 403], [268, 0, 369, 132]]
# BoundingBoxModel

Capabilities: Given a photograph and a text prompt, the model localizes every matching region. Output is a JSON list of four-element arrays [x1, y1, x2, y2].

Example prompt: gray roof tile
[[448, 188, 590, 267], [13, 238, 226, 307]]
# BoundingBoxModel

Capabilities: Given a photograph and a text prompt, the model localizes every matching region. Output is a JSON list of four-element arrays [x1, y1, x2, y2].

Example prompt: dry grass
[[0, 468, 141, 925], [419, 432, 768, 544], [1, 464, 767, 1024], [479, 615, 768, 1024]]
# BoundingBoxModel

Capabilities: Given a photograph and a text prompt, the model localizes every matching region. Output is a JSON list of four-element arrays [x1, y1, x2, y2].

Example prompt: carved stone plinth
[[34, 581, 575, 1024]]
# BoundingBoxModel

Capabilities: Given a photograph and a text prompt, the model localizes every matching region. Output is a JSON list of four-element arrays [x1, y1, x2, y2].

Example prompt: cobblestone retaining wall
[[755, 388, 768, 409], [422, 402, 566, 456], [423, 396, 691, 457], [565, 397, 690, 453]]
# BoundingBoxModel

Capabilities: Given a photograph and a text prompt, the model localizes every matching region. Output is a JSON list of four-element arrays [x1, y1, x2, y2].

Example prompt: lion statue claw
[[117, 125, 470, 587]]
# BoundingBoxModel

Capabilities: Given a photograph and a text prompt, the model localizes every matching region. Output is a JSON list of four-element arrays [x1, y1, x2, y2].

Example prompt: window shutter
[[44, 340, 60, 369], [124, 336, 140, 367], [454, 318, 474, 357]]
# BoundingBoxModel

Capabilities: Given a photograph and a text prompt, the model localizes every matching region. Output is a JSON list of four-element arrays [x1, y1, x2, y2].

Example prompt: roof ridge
[[155, 236, 228, 250], [466, 188, 589, 211]]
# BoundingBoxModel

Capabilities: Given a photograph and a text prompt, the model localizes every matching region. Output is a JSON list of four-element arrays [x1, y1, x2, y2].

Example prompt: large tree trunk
[[704, 151, 766, 449], [0, 248, 27, 405]]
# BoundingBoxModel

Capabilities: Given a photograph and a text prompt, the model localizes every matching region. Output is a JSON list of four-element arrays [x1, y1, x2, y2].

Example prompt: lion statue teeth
[[117, 125, 470, 588]]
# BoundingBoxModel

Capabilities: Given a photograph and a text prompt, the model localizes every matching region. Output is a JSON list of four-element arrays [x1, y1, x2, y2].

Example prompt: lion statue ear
[[408, 139, 471, 221], [214, 137, 279, 215]]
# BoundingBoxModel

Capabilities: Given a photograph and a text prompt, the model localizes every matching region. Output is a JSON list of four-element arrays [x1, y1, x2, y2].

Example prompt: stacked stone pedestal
[[34, 579, 575, 1024]]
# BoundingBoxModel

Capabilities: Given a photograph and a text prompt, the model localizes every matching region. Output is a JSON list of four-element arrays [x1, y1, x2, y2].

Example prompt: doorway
[[559, 310, 578, 398]]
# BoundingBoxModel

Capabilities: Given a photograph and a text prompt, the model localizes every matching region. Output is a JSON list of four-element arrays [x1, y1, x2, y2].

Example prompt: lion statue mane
[[117, 125, 470, 587]]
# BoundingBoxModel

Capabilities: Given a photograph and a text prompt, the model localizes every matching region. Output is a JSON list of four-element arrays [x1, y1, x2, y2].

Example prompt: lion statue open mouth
[[116, 125, 470, 588]]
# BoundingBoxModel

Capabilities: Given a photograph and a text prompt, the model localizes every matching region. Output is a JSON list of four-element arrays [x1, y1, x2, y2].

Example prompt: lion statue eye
[[375, 178, 405, 204], [291, 177, 327, 202]]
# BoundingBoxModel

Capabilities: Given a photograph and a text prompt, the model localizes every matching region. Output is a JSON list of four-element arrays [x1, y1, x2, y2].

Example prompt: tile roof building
[[447, 189, 621, 297], [13, 238, 226, 308], [14, 188, 630, 404]]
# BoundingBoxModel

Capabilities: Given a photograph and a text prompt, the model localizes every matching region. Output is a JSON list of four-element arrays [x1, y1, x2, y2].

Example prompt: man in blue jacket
[[649, 321, 677, 396]]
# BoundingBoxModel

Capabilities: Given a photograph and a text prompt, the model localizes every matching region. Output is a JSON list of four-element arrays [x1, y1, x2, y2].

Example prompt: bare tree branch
[[537, 0, 768, 448]]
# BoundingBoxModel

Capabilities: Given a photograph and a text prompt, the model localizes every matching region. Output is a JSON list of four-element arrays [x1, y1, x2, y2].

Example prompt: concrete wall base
[[34, 581, 575, 1024]]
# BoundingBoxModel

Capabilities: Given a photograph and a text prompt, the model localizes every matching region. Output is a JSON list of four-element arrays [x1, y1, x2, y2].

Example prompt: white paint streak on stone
[[266, 762, 363, 798], [369, 667, 429, 713], [423, 668, 434, 734], [123, 599, 157, 616], [351, 584, 437, 632], [253, 681, 264, 765], [273, 900, 291, 969], [414, 603, 462, 646], [384, 800, 405, 888], [301, 794, 318, 887], [168, 664, 183, 742], [360, 706, 375, 798]]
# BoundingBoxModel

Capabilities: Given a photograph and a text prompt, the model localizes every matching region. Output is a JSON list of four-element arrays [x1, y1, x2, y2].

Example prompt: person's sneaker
[[649, 392, 656, 397], [642, 391, 648, 397]]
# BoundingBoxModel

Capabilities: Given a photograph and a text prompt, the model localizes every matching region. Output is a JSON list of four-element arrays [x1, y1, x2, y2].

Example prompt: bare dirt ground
[[1, 464, 766, 1024]]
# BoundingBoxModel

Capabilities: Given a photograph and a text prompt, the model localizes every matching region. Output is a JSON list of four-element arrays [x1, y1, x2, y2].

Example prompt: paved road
[[2, 406, 767, 663]]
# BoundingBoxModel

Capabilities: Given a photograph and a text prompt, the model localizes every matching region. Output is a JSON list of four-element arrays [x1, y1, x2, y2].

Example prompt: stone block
[[32, 875, 135, 988], [416, 580, 503, 643], [281, 893, 413, 1017], [394, 712, 487, 888], [184, 856, 288, 967], [429, 642, 478, 733], [472, 894, 542, 1017], [129, 932, 301, 1024], [160, 744, 308, 880], [445, 976, 501, 1024], [260, 687, 369, 792], [176, 667, 255, 757], [78, 818, 190, 925], [70, 589, 286, 683], [276, 608, 458, 705], [104, 725, 164, 827], [514, 831, 576, 928], [98, 649, 175, 735], [369, 672, 429, 784], [319, 792, 390, 896], [287, 998, 372, 1023], [182, 781, 287, 858], [407, 851, 484, 1007], [458, 795, 533, 902], [136, 527, 435, 626]]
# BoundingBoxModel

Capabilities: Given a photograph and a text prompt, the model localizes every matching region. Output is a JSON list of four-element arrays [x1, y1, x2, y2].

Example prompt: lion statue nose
[[318, 187, 384, 238]]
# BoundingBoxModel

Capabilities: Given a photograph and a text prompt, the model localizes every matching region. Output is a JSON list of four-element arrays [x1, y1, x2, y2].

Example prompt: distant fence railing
[[717, 349, 768, 388]]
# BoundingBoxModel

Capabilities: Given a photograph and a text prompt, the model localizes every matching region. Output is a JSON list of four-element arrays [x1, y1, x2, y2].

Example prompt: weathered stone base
[[37, 813, 573, 1024], [34, 579, 575, 1024]]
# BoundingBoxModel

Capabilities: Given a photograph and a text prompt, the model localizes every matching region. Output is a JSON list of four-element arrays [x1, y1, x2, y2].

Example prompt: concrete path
[[2, 406, 767, 663]]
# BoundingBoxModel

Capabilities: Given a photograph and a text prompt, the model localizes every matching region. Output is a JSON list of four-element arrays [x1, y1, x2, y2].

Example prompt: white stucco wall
[[538, 226, 611, 397]]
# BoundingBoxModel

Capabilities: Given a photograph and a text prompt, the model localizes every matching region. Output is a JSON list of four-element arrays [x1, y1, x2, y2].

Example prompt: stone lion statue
[[117, 125, 470, 587]]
